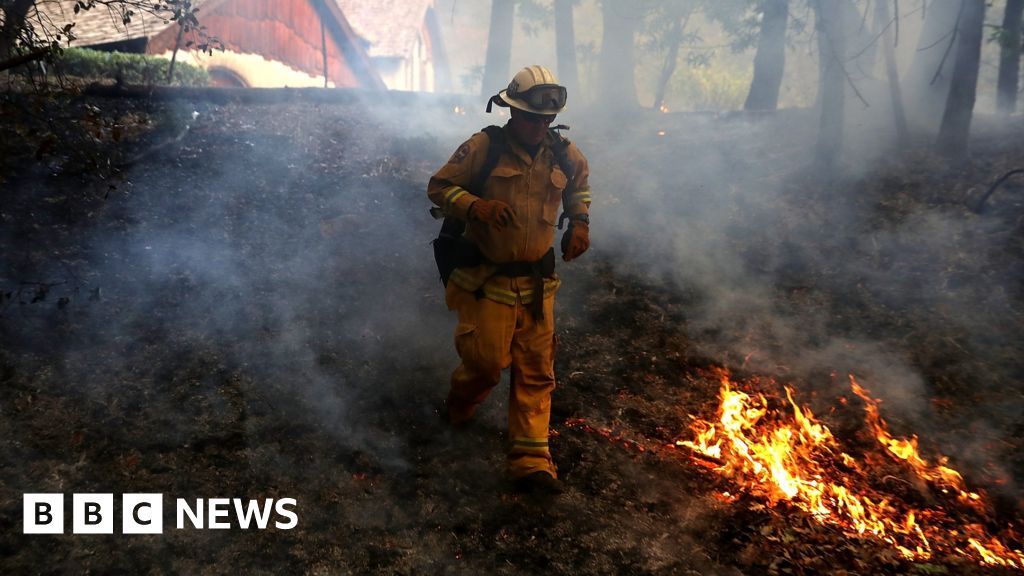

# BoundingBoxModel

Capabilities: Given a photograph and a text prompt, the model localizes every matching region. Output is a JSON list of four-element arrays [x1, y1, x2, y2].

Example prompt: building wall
[[148, 0, 366, 88], [156, 49, 336, 88], [376, 27, 435, 92]]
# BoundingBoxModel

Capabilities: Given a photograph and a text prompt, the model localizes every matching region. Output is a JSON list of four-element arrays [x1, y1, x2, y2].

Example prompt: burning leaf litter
[[678, 368, 1024, 568]]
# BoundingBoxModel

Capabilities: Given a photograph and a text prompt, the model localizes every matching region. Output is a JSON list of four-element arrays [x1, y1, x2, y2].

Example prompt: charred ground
[[1, 91, 1023, 575]]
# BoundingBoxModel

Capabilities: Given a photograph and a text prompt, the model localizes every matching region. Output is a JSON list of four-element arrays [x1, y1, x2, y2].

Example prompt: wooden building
[[32, 0, 385, 89], [336, 0, 451, 92]]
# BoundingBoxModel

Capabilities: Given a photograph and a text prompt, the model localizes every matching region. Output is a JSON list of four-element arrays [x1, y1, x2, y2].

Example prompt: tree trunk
[[0, 0, 37, 59], [875, 0, 909, 144], [744, 0, 789, 111], [481, 0, 516, 96], [425, 6, 454, 92], [905, 0, 962, 126], [936, 0, 985, 159], [809, 0, 867, 92], [599, 0, 640, 113], [554, 0, 579, 100], [166, 21, 186, 85], [653, 14, 686, 112], [814, 0, 845, 170], [997, 0, 1023, 115]]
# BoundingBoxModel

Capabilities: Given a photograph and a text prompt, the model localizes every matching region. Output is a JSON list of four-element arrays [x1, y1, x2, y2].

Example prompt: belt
[[490, 248, 555, 320], [492, 248, 555, 278]]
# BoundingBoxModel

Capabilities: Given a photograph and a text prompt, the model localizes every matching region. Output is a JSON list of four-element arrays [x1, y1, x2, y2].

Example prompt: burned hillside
[[1, 91, 1024, 574]]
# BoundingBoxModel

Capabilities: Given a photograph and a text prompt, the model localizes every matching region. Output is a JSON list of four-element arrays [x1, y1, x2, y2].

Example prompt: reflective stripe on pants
[[445, 282, 557, 478]]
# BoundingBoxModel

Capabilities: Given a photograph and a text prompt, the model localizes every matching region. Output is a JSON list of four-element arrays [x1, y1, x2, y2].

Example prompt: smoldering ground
[[1, 81, 1023, 574], [0, 93, 733, 574], [583, 99, 1024, 496]]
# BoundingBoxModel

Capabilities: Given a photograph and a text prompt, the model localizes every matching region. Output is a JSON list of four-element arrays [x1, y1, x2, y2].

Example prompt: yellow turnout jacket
[[428, 124, 592, 306]]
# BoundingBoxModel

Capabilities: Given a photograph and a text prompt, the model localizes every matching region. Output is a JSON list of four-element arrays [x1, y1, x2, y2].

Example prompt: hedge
[[57, 47, 209, 86]]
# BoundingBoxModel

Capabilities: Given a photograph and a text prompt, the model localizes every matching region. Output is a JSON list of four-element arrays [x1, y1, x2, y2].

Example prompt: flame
[[679, 368, 1024, 567], [849, 376, 983, 509]]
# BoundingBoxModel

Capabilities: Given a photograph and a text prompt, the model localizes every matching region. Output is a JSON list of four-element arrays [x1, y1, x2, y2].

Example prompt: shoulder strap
[[471, 125, 507, 196], [548, 127, 576, 193], [436, 126, 506, 239]]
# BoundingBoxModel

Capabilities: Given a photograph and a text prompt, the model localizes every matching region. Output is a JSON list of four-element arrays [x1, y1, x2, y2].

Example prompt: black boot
[[513, 471, 563, 495]]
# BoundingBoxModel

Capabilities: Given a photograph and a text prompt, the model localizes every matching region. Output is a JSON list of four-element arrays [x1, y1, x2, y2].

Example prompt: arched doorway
[[208, 66, 249, 88]]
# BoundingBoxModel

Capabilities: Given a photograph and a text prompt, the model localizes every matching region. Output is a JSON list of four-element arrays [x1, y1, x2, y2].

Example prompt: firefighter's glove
[[469, 199, 516, 231], [561, 221, 589, 262]]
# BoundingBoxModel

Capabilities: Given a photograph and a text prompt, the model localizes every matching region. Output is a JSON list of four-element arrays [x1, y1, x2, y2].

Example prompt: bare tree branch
[[0, 45, 47, 71], [929, 0, 964, 86]]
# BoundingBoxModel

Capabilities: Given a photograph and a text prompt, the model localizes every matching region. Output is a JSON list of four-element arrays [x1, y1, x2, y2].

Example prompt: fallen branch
[[967, 168, 1024, 213], [0, 47, 50, 73]]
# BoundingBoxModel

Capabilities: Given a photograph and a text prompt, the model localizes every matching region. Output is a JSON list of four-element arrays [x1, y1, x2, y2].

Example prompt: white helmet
[[487, 65, 567, 114]]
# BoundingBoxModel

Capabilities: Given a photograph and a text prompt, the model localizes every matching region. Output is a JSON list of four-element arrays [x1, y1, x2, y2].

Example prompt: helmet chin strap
[[486, 95, 500, 113]]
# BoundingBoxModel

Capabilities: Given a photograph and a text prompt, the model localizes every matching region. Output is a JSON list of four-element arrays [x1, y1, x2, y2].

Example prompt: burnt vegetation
[[0, 88, 1022, 575], [2, 0, 1024, 574]]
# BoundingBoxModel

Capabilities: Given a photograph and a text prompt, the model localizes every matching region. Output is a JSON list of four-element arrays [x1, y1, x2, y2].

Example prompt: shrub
[[669, 64, 750, 112], [56, 47, 209, 86]]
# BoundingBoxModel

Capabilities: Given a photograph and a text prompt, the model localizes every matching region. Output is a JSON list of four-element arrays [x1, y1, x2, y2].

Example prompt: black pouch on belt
[[432, 217, 482, 286]]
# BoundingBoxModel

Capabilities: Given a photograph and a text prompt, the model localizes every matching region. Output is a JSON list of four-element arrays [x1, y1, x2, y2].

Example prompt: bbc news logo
[[23, 494, 298, 534]]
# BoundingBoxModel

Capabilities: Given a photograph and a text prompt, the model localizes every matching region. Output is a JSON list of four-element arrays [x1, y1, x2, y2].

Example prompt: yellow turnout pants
[[445, 282, 557, 478]]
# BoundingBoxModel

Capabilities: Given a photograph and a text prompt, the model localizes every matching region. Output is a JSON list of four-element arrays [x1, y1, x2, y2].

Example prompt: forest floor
[[1, 88, 1023, 575]]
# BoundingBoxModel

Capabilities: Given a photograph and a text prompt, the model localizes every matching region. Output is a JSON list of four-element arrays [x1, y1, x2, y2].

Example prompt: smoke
[[424, 0, 1024, 485], [1, 98, 489, 483], [406, 2, 1014, 502], [1, 7, 1021, 567], [570, 85, 1024, 497]]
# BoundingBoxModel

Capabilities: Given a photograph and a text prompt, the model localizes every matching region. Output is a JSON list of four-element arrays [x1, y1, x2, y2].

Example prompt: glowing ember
[[678, 368, 1024, 567]]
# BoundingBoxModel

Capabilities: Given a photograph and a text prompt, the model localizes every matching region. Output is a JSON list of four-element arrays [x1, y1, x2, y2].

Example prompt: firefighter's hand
[[469, 199, 516, 231], [561, 221, 589, 261]]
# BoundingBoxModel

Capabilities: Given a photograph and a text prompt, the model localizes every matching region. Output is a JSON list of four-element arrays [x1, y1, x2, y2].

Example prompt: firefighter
[[428, 65, 591, 494]]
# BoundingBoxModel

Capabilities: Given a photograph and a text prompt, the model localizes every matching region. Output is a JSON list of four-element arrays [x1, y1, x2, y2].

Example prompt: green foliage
[[700, 0, 760, 51], [986, 23, 1023, 51], [56, 47, 209, 86], [639, 1, 704, 54], [517, 0, 553, 37], [639, 0, 760, 53], [668, 62, 749, 111]]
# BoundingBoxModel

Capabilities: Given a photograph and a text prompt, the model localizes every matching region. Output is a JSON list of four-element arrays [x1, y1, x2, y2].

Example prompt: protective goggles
[[509, 84, 567, 111]]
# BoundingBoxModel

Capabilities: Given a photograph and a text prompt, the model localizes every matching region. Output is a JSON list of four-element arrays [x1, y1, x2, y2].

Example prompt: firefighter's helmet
[[488, 65, 567, 114]]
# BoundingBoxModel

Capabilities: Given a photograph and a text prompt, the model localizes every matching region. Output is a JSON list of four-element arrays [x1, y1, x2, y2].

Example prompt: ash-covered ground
[[1, 91, 1023, 575]]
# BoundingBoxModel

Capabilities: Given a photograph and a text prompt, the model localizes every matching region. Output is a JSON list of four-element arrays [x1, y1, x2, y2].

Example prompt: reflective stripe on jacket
[[427, 124, 591, 305]]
